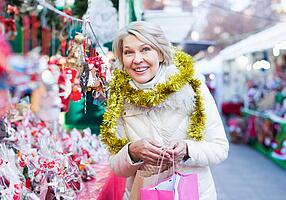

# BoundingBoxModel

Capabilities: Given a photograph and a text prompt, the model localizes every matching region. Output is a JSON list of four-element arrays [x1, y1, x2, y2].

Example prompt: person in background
[[100, 21, 229, 200]]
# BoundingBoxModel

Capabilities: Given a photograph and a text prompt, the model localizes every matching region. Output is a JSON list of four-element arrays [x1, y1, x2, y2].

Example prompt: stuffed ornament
[[58, 67, 83, 112], [70, 83, 83, 102], [59, 67, 77, 112], [85, 51, 111, 105], [67, 34, 86, 76], [35, 85, 62, 122], [65, 34, 90, 104], [32, 65, 62, 122]]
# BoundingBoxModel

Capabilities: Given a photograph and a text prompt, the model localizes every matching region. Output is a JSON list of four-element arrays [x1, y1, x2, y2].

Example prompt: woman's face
[[122, 34, 161, 84]]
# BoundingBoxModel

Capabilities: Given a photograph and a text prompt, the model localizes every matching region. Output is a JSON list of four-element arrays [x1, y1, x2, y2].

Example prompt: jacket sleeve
[[183, 83, 229, 167], [108, 117, 144, 177]]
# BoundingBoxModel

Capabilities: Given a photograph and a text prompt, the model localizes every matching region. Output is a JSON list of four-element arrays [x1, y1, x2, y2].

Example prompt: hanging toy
[[85, 50, 109, 105], [33, 65, 62, 122], [22, 15, 30, 55], [86, 54, 104, 88], [58, 67, 78, 112], [2, 5, 18, 40], [70, 83, 83, 102], [67, 34, 86, 76], [31, 11, 40, 49]]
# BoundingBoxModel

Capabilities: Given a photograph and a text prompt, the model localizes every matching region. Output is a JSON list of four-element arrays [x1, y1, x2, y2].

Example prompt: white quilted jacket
[[109, 65, 229, 200]]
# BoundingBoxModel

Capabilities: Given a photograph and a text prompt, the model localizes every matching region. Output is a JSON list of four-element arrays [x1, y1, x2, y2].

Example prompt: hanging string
[[37, 0, 111, 114], [86, 20, 107, 56], [37, 0, 83, 23], [37, 0, 109, 59]]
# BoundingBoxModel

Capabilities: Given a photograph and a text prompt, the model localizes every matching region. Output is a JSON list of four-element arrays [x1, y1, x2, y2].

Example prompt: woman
[[100, 21, 229, 200]]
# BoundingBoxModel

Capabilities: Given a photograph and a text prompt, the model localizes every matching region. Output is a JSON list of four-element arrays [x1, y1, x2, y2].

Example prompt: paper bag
[[140, 172, 199, 200], [129, 168, 172, 200]]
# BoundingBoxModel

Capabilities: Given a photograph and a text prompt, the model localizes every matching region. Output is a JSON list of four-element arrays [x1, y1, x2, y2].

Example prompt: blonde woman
[[100, 21, 229, 200]]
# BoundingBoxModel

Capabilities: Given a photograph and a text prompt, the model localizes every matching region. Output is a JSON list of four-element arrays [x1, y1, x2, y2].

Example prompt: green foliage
[[6, 0, 23, 6], [72, 0, 88, 18]]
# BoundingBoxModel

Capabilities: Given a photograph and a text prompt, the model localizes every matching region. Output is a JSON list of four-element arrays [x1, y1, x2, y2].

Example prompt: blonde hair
[[112, 21, 173, 66]]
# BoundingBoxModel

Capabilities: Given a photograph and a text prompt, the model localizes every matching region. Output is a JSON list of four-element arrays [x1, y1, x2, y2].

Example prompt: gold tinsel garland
[[100, 50, 206, 154]]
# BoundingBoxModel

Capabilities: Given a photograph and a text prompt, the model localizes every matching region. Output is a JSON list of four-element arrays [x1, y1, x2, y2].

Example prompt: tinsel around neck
[[100, 49, 206, 154]]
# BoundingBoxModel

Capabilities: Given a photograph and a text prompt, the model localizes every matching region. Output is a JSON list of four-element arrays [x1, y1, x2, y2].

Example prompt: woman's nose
[[133, 52, 144, 63]]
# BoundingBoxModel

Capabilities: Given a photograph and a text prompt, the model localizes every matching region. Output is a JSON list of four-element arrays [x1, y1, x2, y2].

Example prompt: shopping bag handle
[[155, 150, 175, 184]]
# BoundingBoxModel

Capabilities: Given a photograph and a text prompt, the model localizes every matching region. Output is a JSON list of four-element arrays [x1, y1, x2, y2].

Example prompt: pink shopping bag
[[140, 172, 199, 200]]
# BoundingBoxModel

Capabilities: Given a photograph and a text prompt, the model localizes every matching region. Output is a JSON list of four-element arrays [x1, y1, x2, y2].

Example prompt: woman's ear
[[159, 53, 164, 63]]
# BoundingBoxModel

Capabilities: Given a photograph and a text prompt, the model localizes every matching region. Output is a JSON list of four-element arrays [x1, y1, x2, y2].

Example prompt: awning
[[219, 23, 286, 60]]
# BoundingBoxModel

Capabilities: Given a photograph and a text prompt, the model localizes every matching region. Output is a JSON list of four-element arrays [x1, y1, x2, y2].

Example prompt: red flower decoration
[[70, 85, 82, 102], [7, 5, 19, 16]]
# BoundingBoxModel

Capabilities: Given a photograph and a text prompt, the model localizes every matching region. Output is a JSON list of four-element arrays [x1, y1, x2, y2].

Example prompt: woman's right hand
[[128, 139, 172, 165]]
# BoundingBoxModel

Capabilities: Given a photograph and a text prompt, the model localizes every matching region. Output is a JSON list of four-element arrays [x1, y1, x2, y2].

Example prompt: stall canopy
[[173, 40, 215, 56], [219, 23, 286, 60], [194, 55, 223, 74]]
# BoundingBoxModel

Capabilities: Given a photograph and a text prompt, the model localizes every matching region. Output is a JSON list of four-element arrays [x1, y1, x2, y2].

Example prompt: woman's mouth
[[134, 67, 148, 72]]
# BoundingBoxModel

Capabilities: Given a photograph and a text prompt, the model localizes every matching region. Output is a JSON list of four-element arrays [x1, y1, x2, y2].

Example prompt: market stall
[[209, 22, 286, 168], [0, 0, 123, 199], [242, 108, 286, 169]]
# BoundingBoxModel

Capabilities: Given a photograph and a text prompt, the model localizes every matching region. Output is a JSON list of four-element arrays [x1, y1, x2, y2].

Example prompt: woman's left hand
[[165, 140, 188, 163]]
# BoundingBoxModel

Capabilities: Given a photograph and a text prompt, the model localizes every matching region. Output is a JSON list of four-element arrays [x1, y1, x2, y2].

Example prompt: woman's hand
[[165, 140, 188, 163], [128, 139, 172, 165]]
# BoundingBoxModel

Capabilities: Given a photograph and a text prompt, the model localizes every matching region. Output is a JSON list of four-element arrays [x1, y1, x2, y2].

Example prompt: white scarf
[[131, 66, 166, 90]]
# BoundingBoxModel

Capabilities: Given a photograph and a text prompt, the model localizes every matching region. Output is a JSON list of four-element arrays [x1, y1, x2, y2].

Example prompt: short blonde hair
[[112, 21, 173, 66]]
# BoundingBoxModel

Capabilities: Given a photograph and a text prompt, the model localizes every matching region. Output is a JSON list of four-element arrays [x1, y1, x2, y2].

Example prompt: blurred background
[[0, 0, 286, 199]]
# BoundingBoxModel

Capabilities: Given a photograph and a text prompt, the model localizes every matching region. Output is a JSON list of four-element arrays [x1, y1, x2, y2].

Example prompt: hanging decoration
[[0, 0, 113, 114], [22, 14, 30, 54], [31, 11, 40, 48], [0, 4, 18, 40], [0, 0, 117, 198], [86, 51, 109, 106]]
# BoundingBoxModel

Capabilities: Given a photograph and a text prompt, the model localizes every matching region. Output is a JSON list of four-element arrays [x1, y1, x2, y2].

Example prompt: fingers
[[129, 139, 168, 165], [129, 139, 188, 165], [166, 140, 178, 151], [142, 141, 172, 165], [165, 140, 187, 162], [147, 138, 162, 148]]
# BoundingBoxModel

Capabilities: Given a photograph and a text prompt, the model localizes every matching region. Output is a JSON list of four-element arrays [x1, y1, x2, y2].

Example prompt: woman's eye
[[124, 50, 133, 55], [142, 47, 151, 52]]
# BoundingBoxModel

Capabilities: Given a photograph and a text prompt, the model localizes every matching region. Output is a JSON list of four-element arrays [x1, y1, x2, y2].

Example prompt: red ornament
[[70, 85, 82, 102], [19, 159, 26, 167], [67, 180, 81, 191], [25, 178, 31, 189], [7, 5, 19, 16], [31, 12, 40, 48], [23, 15, 30, 54]]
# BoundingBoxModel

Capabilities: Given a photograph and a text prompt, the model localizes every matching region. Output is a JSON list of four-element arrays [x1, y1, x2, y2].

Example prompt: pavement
[[211, 143, 286, 200]]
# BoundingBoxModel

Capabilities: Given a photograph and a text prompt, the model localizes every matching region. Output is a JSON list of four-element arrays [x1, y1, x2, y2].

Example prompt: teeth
[[135, 67, 148, 72]]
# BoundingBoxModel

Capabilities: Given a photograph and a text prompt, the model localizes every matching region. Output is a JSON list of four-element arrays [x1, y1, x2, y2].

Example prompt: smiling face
[[122, 34, 162, 84]]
